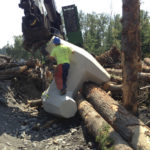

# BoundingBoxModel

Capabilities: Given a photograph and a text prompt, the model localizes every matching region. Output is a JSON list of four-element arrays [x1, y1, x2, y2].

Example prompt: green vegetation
[[0, 36, 42, 61], [96, 124, 114, 150], [0, 10, 150, 60]]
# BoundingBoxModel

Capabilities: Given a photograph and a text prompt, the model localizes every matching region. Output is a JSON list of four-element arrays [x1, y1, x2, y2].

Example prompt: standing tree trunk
[[122, 0, 141, 113]]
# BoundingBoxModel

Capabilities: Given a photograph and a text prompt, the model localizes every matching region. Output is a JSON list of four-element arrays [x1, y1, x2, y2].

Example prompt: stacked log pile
[[0, 57, 52, 82], [0, 56, 52, 104], [75, 48, 150, 149], [1, 51, 150, 149]]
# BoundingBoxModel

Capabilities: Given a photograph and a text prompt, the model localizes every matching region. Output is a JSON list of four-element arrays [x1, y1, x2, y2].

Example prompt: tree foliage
[[0, 10, 150, 59], [79, 11, 122, 55], [0, 36, 41, 61], [79, 10, 150, 57], [140, 10, 150, 58]]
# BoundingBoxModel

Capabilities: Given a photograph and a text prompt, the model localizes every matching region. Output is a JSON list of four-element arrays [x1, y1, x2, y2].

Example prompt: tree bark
[[122, 0, 141, 113], [76, 92, 133, 150], [82, 82, 150, 150]]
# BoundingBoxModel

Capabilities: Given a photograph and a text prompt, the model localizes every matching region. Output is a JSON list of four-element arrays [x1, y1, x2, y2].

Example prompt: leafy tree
[[140, 10, 150, 58], [1, 35, 41, 61], [79, 11, 109, 55], [105, 14, 122, 50], [0, 44, 12, 55]]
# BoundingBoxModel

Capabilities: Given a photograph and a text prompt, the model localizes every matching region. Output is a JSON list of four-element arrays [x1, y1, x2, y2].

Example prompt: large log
[[0, 55, 11, 65], [76, 93, 133, 150], [0, 65, 28, 75], [106, 68, 150, 82], [142, 64, 150, 73], [139, 72, 150, 81], [82, 82, 150, 150], [106, 64, 150, 74], [144, 58, 150, 66], [0, 59, 38, 70]]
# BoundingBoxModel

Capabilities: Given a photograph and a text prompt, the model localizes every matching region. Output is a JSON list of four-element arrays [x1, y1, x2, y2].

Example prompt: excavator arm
[[19, 0, 63, 54]]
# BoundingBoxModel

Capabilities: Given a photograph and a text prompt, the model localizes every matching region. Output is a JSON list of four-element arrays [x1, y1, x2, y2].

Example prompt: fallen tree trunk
[[0, 66, 29, 80], [106, 67, 150, 75], [27, 99, 42, 107], [76, 92, 133, 150], [0, 59, 38, 70], [102, 82, 122, 93], [144, 58, 150, 66], [142, 64, 150, 73], [82, 82, 150, 150], [106, 68, 150, 82], [139, 72, 150, 81], [0, 65, 28, 75], [110, 75, 122, 84], [0, 55, 11, 64], [106, 68, 122, 76]]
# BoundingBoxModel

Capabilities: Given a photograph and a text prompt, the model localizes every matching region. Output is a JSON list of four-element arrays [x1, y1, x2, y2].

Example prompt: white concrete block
[[42, 37, 110, 118]]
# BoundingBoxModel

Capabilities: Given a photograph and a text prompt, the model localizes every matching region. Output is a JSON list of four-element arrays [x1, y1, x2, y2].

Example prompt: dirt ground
[[0, 79, 97, 150], [0, 76, 150, 150]]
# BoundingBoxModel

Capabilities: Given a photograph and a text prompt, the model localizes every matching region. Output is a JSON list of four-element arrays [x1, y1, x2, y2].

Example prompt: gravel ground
[[0, 80, 150, 150], [0, 80, 97, 150]]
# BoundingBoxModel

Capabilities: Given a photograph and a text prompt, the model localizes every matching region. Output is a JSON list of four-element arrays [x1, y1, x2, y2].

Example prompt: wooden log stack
[[76, 92, 133, 150], [75, 82, 150, 150], [74, 49, 150, 149], [0, 59, 52, 82], [1, 53, 150, 149]]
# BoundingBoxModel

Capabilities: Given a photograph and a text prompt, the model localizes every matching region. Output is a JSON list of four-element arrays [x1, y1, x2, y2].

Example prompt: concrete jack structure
[[42, 37, 110, 118]]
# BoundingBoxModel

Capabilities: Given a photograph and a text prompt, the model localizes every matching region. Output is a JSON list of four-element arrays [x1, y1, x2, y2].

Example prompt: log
[[106, 68, 122, 76], [102, 82, 122, 93], [110, 75, 122, 84], [27, 99, 42, 107], [106, 65, 150, 74], [144, 58, 150, 66], [0, 62, 27, 70], [106, 68, 150, 82], [142, 64, 150, 73], [139, 72, 150, 81], [82, 82, 150, 150], [76, 92, 133, 150], [0, 59, 38, 70], [0, 54, 11, 62], [0, 65, 28, 75]]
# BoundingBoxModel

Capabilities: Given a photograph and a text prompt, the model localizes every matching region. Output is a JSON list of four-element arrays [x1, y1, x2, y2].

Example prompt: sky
[[0, 0, 149, 48]]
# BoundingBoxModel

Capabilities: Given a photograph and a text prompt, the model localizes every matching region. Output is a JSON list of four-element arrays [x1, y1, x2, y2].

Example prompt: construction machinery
[[19, 1, 110, 118], [19, 0, 63, 53], [19, 0, 83, 54]]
